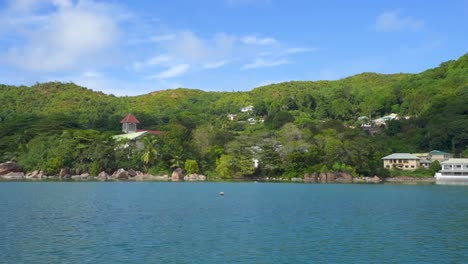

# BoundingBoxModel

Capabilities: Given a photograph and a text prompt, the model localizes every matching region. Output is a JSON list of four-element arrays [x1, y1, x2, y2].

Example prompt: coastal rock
[[198, 175, 206, 181], [80, 173, 90, 179], [127, 169, 137, 177], [183, 174, 207, 181], [113, 169, 128, 180], [335, 172, 353, 183], [171, 168, 184, 181], [1, 172, 25, 179], [97, 171, 109, 181], [304, 173, 318, 183], [59, 168, 70, 178], [0, 161, 22, 175], [291, 177, 303, 182]]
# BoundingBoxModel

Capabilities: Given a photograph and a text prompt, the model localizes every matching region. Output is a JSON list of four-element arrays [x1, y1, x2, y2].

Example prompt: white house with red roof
[[113, 114, 162, 148]]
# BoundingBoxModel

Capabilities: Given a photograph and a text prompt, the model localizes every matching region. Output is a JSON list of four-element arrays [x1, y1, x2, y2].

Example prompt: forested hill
[[0, 53, 467, 178]]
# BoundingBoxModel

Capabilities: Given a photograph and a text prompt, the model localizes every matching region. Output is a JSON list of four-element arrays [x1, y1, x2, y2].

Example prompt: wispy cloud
[[147, 64, 190, 79], [241, 35, 277, 45], [374, 10, 424, 32], [133, 55, 172, 70], [149, 34, 176, 42], [82, 70, 101, 78], [203, 61, 227, 69], [242, 58, 288, 69], [282, 47, 315, 54]]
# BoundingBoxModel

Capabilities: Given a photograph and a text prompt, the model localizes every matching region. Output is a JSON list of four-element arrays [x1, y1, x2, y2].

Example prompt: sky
[[0, 0, 467, 96]]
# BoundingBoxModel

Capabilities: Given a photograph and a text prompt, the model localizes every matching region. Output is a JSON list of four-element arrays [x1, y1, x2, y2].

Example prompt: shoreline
[[0, 176, 437, 184]]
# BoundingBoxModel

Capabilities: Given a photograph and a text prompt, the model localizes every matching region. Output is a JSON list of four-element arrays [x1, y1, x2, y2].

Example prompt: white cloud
[[241, 35, 277, 45], [1, 0, 122, 71], [149, 34, 176, 42], [283, 47, 315, 54], [203, 61, 227, 69], [374, 11, 424, 32], [133, 55, 172, 70], [163, 31, 208, 62], [82, 70, 101, 78], [242, 58, 289, 69], [147, 64, 190, 79]]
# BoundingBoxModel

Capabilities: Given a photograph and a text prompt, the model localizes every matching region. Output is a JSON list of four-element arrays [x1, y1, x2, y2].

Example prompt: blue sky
[[0, 0, 467, 95]]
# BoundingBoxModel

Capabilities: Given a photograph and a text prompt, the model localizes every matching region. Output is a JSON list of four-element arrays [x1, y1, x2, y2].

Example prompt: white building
[[435, 158, 468, 185], [241, 105, 254, 113]]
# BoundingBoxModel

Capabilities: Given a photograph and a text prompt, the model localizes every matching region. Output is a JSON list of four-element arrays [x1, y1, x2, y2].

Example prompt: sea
[[0, 182, 467, 263]]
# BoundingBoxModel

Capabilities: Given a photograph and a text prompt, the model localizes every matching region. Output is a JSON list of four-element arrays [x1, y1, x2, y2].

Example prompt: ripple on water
[[0, 182, 467, 263]]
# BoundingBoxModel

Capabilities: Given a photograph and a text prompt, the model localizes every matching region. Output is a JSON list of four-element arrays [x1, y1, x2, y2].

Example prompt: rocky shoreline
[[0, 161, 435, 184]]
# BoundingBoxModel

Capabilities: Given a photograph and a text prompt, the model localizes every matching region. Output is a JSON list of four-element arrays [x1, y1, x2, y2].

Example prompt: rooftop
[[429, 150, 450, 155], [112, 131, 147, 140], [382, 153, 420, 160], [120, 113, 140, 124], [441, 158, 468, 165]]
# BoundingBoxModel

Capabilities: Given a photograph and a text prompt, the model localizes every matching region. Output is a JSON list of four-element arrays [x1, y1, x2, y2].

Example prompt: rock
[[80, 173, 90, 179], [0, 161, 22, 175], [59, 168, 70, 178], [198, 175, 206, 181], [291, 177, 303, 182], [335, 172, 353, 183], [112, 169, 128, 180], [304, 173, 317, 183], [291, 177, 304, 182], [171, 168, 184, 181], [1, 172, 25, 179], [127, 169, 137, 177], [97, 171, 109, 181]]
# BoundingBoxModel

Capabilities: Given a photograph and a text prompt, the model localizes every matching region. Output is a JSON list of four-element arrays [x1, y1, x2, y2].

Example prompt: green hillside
[[0, 53, 467, 178]]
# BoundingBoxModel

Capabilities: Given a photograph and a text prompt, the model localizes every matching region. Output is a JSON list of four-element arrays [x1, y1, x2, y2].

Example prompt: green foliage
[[429, 160, 441, 175], [1, 52, 467, 178], [216, 155, 234, 179], [185, 159, 199, 174]]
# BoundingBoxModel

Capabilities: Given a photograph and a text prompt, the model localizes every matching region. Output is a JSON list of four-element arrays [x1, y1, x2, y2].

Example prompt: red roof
[[137, 129, 162, 135], [120, 114, 140, 124]]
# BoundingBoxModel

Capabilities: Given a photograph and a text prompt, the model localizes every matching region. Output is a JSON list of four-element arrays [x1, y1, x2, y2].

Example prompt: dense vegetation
[[1, 53, 467, 178]]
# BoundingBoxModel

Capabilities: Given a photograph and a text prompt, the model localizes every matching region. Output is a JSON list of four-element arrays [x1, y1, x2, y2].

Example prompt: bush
[[185, 159, 199, 174], [148, 162, 169, 176]]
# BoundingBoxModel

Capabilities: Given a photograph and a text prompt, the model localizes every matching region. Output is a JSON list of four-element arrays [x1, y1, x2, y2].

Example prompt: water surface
[[0, 182, 467, 263]]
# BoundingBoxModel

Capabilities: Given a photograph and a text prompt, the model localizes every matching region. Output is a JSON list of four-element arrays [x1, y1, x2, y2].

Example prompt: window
[[404, 160, 409, 163], [386, 165, 390, 168], [405, 165, 408, 168], [411, 165, 415, 168]]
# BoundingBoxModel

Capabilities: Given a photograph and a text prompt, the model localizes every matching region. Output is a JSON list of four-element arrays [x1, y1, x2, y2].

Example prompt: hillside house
[[113, 114, 161, 149], [382, 153, 420, 170], [429, 150, 453, 162], [241, 105, 254, 113], [435, 159, 468, 184], [227, 114, 237, 121]]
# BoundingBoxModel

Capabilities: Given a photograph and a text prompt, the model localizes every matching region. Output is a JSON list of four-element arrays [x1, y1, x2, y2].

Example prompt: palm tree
[[140, 135, 158, 172]]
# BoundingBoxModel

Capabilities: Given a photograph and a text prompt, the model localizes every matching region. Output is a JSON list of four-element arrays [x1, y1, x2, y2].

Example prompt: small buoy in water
[[219, 192, 224, 196]]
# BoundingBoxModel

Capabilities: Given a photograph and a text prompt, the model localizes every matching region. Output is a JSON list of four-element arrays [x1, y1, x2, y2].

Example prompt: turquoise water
[[0, 182, 467, 263]]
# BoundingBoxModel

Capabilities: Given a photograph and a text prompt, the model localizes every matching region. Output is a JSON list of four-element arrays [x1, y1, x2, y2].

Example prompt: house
[[121, 113, 139, 133], [428, 150, 453, 162], [241, 105, 254, 113], [435, 159, 468, 184], [113, 114, 161, 149], [227, 114, 237, 121], [420, 159, 433, 169], [382, 153, 420, 170]]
